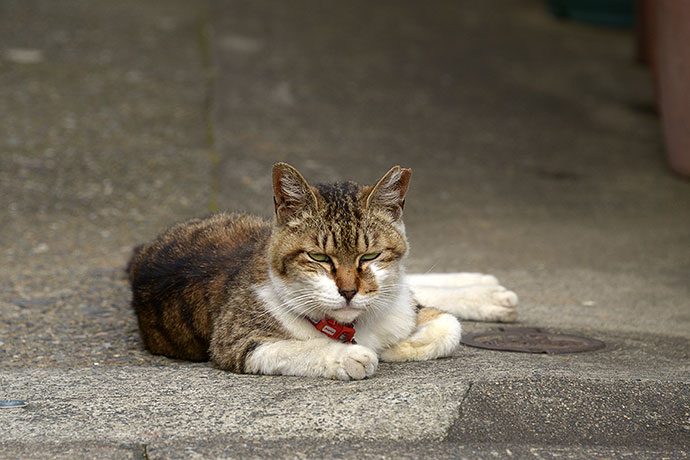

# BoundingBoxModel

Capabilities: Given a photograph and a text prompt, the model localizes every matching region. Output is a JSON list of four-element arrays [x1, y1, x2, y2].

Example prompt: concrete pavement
[[1, 0, 689, 458]]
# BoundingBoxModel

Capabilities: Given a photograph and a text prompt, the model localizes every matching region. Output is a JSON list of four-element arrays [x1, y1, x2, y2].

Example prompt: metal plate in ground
[[461, 327, 607, 354], [0, 400, 27, 409]]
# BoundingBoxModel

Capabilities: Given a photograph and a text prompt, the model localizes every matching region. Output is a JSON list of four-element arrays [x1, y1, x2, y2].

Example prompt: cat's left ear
[[366, 165, 412, 221], [272, 162, 319, 226]]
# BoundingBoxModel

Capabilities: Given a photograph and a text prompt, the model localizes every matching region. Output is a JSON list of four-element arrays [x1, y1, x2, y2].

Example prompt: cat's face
[[269, 163, 411, 323]]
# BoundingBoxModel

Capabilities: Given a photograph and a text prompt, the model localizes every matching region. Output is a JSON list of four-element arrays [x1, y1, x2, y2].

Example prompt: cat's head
[[268, 162, 412, 323]]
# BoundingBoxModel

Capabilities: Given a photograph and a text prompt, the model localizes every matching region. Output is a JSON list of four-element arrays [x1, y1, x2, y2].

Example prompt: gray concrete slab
[[447, 377, 690, 448], [0, 365, 467, 444], [1, 335, 687, 447], [1, 0, 689, 458]]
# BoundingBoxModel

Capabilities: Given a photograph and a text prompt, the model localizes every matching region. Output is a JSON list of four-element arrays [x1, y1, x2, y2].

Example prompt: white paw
[[485, 286, 518, 322], [494, 287, 518, 307], [380, 313, 461, 362], [484, 305, 518, 322], [331, 345, 378, 381]]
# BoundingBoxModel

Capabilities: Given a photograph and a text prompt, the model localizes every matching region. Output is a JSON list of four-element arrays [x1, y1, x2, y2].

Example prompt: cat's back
[[128, 212, 271, 286], [128, 212, 271, 360]]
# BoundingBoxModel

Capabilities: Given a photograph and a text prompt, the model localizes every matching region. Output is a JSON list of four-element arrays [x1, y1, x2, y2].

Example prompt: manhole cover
[[461, 327, 606, 354]]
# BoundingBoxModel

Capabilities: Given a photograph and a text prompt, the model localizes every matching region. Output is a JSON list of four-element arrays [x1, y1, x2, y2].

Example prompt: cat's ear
[[366, 165, 412, 221], [272, 162, 318, 226]]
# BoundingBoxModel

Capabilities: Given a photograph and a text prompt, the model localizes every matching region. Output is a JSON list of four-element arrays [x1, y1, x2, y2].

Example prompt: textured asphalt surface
[[1, 0, 689, 459]]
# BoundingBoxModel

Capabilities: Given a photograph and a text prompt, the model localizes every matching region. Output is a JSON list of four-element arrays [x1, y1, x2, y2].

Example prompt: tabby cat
[[127, 163, 517, 380]]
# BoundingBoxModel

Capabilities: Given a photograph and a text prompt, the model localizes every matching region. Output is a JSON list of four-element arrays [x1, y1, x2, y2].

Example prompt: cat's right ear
[[272, 163, 318, 226]]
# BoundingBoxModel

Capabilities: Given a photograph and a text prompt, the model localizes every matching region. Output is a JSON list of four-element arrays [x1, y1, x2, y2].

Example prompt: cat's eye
[[307, 252, 330, 263], [360, 252, 381, 262]]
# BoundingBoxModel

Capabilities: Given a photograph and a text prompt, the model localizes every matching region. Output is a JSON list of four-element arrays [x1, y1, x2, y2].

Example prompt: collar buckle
[[308, 317, 356, 344]]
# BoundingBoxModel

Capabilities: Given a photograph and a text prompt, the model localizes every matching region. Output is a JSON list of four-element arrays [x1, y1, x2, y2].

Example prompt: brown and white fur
[[127, 163, 517, 380]]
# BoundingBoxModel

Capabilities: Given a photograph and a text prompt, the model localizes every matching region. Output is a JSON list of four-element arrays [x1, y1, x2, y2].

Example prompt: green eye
[[307, 253, 331, 263], [360, 252, 381, 262]]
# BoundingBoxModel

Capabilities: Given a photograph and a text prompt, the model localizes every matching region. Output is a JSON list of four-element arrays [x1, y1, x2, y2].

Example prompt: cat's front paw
[[330, 345, 378, 381]]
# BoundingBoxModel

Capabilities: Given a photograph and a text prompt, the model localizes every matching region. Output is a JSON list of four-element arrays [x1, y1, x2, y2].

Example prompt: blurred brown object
[[640, 0, 690, 177], [635, 0, 656, 67]]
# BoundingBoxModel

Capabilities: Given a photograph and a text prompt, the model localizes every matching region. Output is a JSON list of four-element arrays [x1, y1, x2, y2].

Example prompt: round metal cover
[[461, 327, 606, 354]]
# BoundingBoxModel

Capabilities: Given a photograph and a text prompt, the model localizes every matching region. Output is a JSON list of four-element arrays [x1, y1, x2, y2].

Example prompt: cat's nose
[[339, 289, 357, 303]]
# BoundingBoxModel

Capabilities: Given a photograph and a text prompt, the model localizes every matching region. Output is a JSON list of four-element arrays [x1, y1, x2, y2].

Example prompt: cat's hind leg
[[406, 272, 499, 288], [407, 272, 518, 323], [380, 307, 461, 362], [411, 283, 518, 322]]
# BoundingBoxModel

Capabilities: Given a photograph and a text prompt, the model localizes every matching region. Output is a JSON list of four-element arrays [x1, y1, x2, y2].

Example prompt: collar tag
[[308, 317, 356, 343]]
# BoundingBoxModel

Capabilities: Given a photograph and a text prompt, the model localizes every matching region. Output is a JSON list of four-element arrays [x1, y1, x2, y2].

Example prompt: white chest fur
[[252, 271, 417, 353]]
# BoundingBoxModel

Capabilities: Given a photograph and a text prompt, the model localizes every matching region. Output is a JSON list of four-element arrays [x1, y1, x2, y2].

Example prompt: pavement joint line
[[197, 3, 221, 213], [442, 381, 474, 442]]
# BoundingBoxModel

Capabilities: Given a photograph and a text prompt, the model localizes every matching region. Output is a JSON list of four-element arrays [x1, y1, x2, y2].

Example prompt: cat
[[127, 163, 518, 380]]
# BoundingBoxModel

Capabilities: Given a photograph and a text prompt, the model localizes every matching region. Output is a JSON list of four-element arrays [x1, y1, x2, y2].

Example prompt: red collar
[[307, 317, 356, 343]]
